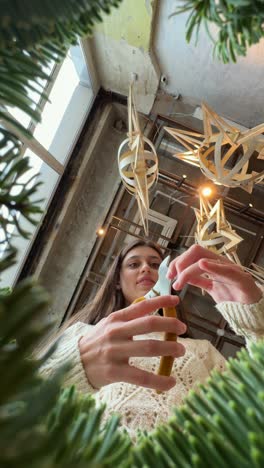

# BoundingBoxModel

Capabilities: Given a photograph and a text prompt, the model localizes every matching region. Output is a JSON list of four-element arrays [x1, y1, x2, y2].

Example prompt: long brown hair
[[66, 239, 163, 327]]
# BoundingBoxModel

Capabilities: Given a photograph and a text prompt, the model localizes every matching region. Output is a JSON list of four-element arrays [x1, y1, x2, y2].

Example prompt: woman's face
[[119, 246, 162, 305]]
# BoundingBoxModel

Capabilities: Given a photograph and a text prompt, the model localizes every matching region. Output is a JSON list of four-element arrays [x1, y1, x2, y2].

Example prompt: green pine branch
[[1, 2, 264, 467], [170, 0, 264, 63], [133, 340, 264, 467], [0, 274, 131, 468], [0, 0, 122, 135], [0, 129, 43, 247], [0, 1, 122, 52]]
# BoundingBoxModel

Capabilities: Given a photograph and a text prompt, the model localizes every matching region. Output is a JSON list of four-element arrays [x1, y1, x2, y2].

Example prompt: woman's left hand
[[167, 245, 262, 304]]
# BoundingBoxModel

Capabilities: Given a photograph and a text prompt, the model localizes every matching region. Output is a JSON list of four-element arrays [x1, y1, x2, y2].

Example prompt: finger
[[167, 245, 230, 279], [172, 257, 241, 290], [120, 315, 187, 337], [174, 275, 213, 292], [166, 259, 178, 281], [113, 295, 180, 322], [172, 258, 248, 292], [120, 364, 177, 392], [199, 259, 262, 303], [198, 259, 247, 283], [118, 340, 186, 358], [172, 262, 206, 290]]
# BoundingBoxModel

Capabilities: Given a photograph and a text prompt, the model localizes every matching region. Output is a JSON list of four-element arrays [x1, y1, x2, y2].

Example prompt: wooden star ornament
[[165, 102, 264, 193], [195, 196, 243, 261], [118, 83, 158, 235]]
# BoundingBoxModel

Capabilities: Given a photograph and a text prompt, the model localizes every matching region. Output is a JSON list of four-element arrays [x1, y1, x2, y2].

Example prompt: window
[[2, 43, 96, 287]]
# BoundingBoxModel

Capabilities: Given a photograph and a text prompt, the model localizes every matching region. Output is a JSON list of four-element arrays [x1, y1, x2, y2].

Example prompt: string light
[[97, 227, 106, 237], [177, 174, 187, 187], [239, 203, 253, 214]]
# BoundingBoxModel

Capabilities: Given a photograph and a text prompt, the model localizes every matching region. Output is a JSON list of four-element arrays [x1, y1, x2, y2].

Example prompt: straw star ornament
[[195, 196, 243, 262], [118, 84, 158, 235], [165, 103, 264, 193]]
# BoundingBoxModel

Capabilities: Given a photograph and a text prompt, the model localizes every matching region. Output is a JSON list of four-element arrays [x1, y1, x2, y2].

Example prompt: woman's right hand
[[79, 295, 186, 392], [167, 245, 262, 304]]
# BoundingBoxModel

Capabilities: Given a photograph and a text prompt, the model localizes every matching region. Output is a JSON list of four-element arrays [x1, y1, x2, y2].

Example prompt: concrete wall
[[155, 0, 264, 127], [38, 104, 124, 328], [87, 0, 160, 113], [85, 0, 264, 126]]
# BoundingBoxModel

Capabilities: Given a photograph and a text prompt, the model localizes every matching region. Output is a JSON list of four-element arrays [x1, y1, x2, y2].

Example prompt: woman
[[40, 240, 264, 436]]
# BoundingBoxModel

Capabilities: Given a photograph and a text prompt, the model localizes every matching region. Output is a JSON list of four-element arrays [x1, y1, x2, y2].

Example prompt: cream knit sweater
[[40, 295, 264, 438]]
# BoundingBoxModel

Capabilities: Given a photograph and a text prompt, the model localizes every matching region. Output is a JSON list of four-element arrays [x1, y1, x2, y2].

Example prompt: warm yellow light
[[97, 227, 105, 237], [201, 186, 213, 197]]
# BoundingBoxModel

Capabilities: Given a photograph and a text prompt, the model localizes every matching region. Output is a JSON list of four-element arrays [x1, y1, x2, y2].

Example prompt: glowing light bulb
[[97, 227, 105, 237], [201, 186, 213, 197]]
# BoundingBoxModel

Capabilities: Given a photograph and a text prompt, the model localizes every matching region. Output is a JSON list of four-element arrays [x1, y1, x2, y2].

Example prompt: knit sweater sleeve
[[40, 321, 97, 394], [215, 289, 264, 347]]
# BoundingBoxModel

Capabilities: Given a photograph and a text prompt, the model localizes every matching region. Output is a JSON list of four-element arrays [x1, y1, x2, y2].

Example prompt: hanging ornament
[[117, 83, 158, 235], [165, 102, 264, 193], [195, 196, 243, 262], [194, 195, 264, 289], [163, 127, 202, 168]]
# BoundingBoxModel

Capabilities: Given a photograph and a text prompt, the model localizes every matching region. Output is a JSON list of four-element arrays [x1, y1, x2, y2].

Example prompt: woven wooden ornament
[[164, 127, 202, 168], [195, 196, 243, 260], [165, 102, 264, 193], [118, 84, 158, 235], [195, 195, 264, 281]]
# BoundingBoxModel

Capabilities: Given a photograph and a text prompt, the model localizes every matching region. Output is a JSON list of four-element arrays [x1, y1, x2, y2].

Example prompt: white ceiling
[[87, 0, 264, 128], [155, 0, 264, 128]]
